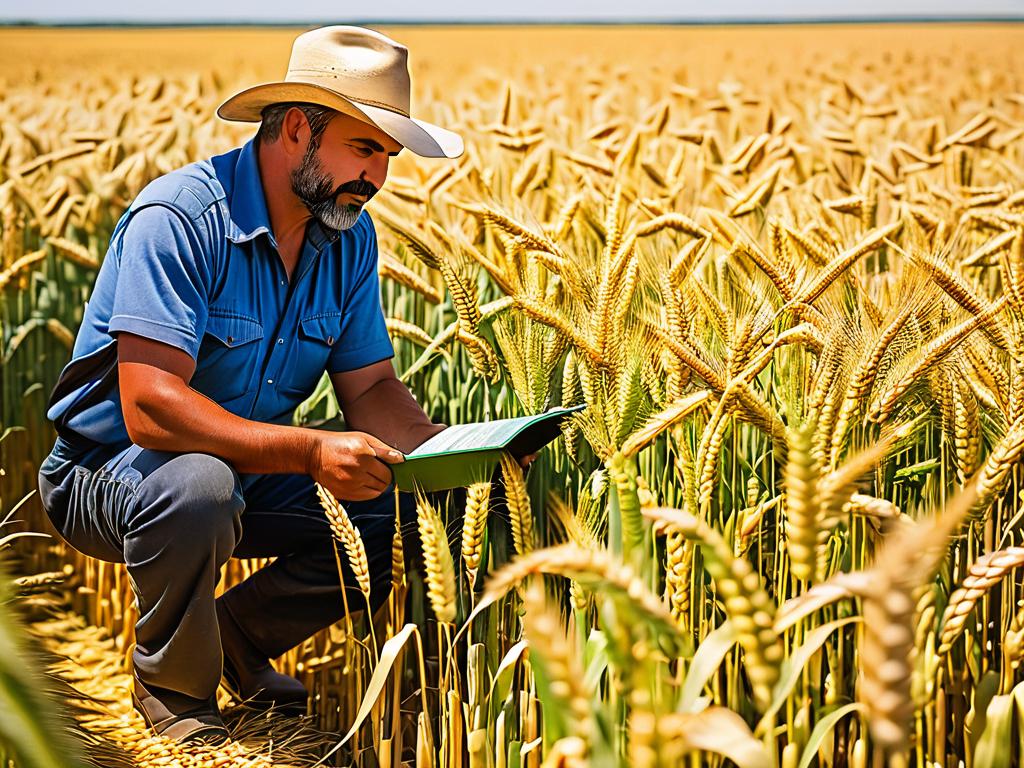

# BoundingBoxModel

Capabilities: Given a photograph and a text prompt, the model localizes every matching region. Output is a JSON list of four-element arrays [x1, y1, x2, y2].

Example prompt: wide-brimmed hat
[[218, 26, 463, 159]]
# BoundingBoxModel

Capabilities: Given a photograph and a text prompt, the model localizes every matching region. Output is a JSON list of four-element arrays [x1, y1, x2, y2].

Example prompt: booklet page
[[406, 406, 580, 457]]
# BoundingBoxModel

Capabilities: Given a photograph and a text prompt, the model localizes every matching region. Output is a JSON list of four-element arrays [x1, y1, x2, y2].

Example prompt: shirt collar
[[224, 138, 277, 248], [308, 218, 340, 250], [223, 138, 341, 251]]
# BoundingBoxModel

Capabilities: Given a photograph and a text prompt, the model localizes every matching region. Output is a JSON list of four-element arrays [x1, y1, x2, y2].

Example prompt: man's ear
[[281, 107, 311, 159]]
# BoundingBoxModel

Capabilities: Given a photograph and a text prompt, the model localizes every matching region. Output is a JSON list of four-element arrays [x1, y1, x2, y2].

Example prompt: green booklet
[[390, 404, 586, 492]]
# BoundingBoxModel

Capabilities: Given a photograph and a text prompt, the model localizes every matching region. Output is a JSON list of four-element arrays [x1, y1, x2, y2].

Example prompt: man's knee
[[131, 452, 244, 550]]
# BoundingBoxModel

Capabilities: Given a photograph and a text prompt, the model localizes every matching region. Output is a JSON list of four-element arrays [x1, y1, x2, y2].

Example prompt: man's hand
[[311, 431, 404, 501]]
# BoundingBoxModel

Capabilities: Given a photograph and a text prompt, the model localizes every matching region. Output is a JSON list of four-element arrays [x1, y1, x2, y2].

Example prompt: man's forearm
[[342, 377, 445, 454], [123, 367, 322, 476]]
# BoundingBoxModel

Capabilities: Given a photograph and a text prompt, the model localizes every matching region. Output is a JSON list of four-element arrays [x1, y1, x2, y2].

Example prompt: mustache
[[319, 179, 379, 205]]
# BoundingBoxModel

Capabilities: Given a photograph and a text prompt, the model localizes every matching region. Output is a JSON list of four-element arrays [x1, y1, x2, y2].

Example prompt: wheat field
[[2, 22, 1024, 768]]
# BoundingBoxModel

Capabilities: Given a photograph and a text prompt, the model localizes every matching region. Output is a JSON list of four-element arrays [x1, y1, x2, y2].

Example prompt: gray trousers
[[38, 434, 415, 701]]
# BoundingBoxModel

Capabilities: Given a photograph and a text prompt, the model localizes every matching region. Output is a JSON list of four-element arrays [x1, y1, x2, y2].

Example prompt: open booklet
[[390, 404, 586, 492]]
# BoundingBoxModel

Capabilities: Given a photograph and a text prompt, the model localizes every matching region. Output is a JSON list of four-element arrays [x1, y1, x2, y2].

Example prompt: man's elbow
[[121, 377, 183, 449]]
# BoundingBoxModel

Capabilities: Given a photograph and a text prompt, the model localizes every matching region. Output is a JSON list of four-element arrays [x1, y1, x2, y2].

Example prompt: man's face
[[290, 111, 402, 231]]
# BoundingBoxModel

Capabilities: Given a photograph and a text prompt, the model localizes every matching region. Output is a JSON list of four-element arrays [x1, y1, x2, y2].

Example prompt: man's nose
[[361, 156, 388, 191]]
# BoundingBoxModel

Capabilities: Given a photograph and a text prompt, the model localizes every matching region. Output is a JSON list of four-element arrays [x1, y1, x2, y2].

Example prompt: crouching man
[[38, 25, 463, 744]]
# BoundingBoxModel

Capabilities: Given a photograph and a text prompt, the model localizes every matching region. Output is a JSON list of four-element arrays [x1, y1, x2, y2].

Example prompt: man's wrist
[[299, 429, 323, 479]]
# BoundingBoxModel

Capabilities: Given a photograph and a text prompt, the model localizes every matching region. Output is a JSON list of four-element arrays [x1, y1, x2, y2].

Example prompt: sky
[[1, 0, 1021, 23]]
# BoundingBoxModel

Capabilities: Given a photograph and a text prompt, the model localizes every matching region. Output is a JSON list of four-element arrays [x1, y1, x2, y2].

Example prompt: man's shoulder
[[129, 153, 232, 222]]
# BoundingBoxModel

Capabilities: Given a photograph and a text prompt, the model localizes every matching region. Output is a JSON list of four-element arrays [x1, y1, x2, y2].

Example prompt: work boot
[[217, 598, 309, 714], [132, 671, 230, 745]]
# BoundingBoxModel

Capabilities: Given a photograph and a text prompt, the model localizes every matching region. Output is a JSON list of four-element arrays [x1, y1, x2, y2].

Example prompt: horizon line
[[2, 15, 1022, 28]]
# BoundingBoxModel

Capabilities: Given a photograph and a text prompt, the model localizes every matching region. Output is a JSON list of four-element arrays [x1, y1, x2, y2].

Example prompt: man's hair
[[256, 102, 336, 146]]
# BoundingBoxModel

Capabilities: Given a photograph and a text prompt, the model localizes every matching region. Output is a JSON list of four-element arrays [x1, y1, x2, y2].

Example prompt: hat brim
[[217, 82, 463, 159]]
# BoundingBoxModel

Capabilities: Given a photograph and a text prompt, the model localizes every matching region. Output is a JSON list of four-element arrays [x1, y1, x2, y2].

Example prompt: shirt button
[[280, 280, 286, 286], [277, 338, 284, 345], [267, 379, 273, 384]]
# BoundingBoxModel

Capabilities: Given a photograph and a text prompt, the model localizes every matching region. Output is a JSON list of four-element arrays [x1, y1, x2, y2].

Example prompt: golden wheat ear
[[415, 491, 457, 624], [460, 482, 491, 583], [317, 483, 372, 607]]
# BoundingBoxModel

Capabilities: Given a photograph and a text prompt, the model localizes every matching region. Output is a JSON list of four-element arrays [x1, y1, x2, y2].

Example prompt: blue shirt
[[47, 137, 395, 448]]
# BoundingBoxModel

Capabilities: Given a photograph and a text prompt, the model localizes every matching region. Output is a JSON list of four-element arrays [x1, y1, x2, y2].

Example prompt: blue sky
[[1, 0, 1021, 23]]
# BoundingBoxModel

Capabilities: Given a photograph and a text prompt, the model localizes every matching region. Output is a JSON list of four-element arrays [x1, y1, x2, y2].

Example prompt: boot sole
[[132, 688, 230, 745]]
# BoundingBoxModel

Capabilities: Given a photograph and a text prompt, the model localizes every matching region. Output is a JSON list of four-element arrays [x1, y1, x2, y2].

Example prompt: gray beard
[[317, 203, 362, 231], [291, 144, 364, 232]]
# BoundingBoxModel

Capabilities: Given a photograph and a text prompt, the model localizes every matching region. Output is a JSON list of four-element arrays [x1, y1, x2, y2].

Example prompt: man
[[37, 26, 464, 745]]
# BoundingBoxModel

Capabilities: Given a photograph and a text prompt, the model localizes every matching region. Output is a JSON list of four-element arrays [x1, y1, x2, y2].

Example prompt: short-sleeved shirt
[[46, 137, 395, 449]]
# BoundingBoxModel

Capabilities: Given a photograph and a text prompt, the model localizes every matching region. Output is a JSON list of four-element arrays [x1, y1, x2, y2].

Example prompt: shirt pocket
[[193, 311, 264, 404], [281, 312, 343, 399]]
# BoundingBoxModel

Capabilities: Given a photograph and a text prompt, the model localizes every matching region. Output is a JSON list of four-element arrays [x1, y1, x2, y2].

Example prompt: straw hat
[[218, 26, 463, 159]]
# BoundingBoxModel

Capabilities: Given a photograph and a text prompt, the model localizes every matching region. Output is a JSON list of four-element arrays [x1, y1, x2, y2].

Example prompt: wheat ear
[[870, 296, 1008, 422], [47, 236, 100, 269], [521, 581, 592, 742], [912, 249, 1010, 348], [460, 482, 492, 582], [620, 390, 711, 458], [386, 318, 436, 349], [374, 208, 441, 268], [379, 252, 443, 303], [797, 221, 901, 304], [937, 547, 1024, 654], [500, 452, 534, 554], [856, 481, 977, 756], [465, 203, 561, 256], [481, 543, 684, 651], [633, 212, 710, 240], [971, 418, 1024, 519], [416, 494, 456, 623], [785, 422, 823, 582], [317, 484, 372, 606], [0, 248, 47, 290], [643, 506, 781, 709]]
